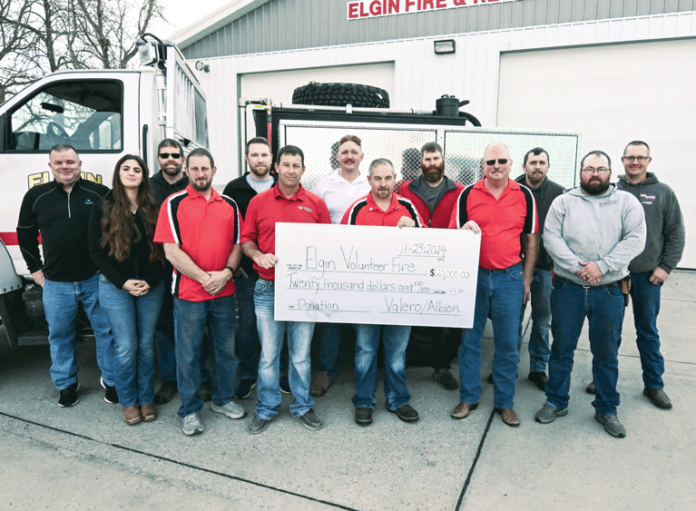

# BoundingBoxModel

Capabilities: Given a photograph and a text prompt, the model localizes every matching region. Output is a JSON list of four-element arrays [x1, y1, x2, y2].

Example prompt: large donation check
[[274, 223, 481, 328]]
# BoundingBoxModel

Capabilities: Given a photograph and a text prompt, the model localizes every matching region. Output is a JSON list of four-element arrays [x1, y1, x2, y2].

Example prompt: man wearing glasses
[[613, 141, 684, 409], [449, 142, 538, 427], [535, 150, 646, 438]]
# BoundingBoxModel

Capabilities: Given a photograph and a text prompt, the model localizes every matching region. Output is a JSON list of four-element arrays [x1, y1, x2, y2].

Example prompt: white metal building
[[172, 0, 696, 268]]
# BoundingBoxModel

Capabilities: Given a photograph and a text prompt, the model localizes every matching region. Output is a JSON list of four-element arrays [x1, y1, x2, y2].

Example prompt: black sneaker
[[198, 379, 212, 402], [154, 380, 178, 405], [643, 387, 673, 409], [586, 381, 596, 394], [280, 377, 291, 395], [248, 415, 270, 434], [355, 407, 373, 426], [297, 408, 323, 431], [235, 379, 257, 400], [433, 369, 458, 390], [528, 371, 548, 391], [101, 377, 118, 404], [58, 381, 79, 407], [389, 404, 419, 423]]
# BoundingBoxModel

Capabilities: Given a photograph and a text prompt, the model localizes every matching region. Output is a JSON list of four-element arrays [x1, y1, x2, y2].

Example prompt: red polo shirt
[[341, 192, 424, 227], [449, 178, 537, 270], [154, 185, 242, 301], [240, 184, 331, 281]]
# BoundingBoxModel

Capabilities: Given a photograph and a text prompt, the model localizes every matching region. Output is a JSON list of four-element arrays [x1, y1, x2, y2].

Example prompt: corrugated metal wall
[[182, 0, 696, 59], [197, 10, 696, 183]]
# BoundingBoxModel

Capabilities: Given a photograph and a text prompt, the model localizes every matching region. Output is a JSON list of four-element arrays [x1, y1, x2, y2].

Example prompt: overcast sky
[[150, 0, 232, 39]]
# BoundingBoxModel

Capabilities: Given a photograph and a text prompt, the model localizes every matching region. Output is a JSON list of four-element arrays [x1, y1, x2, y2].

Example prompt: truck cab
[[0, 37, 208, 347]]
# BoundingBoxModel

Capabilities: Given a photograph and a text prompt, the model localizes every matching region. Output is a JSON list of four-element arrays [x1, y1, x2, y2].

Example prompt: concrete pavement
[[1, 271, 694, 510]]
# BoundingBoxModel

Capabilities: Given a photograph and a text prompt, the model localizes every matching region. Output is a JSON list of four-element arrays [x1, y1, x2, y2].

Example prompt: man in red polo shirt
[[342, 158, 424, 426], [154, 148, 246, 436], [396, 141, 464, 391], [241, 145, 332, 434], [449, 142, 538, 427]]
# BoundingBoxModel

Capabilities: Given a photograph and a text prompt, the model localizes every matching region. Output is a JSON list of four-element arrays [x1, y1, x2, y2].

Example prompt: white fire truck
[[0, 36, 579, 350]]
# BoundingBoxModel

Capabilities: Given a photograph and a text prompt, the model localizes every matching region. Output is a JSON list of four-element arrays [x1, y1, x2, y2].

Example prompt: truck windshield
[[8, 80, 122, 152]]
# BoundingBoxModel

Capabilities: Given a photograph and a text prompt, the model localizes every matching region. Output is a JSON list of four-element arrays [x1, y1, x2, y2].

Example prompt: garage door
[[497, 39, 696, 269]]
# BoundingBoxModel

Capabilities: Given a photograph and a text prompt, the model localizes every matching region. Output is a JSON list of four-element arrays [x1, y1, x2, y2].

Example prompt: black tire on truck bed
[[292, 82, 390, 108]]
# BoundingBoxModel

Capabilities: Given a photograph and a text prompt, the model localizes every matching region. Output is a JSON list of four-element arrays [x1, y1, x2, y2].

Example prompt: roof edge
[[171, 0, 272, 48]]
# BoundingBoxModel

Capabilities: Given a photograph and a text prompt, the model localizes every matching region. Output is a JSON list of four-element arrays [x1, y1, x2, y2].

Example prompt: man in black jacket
[[150, 139, 212, 404], [514, 147, 565, 390], [222, 137, 278, 399], [16, 144, 116, 407]]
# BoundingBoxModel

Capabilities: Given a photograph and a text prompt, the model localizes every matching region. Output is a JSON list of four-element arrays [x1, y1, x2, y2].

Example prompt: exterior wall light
[[195, 60, 210, 73], [434, 39, 456, 55]]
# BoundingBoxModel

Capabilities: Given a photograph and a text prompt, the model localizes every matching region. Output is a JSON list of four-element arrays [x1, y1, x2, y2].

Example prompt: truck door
[[0, 72, 141, 274]]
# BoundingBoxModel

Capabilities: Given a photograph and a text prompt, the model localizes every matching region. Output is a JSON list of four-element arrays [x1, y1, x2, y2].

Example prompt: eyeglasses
[[484, 159, 509, 166], [581, 167, 610, 174], [159, 152, 181, 159], [622, 156, 649, 162]]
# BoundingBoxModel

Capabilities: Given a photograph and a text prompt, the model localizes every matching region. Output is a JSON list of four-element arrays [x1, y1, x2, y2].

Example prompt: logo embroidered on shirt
[[298, 206, 313, 213], [85, 199, 94, 205]]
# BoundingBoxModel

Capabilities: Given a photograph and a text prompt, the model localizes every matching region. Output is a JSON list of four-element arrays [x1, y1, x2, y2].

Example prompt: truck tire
[[292, 82, 390, 108]]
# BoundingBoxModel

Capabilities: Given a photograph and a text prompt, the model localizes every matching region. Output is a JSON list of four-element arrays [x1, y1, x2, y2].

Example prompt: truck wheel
[[292, 82, 390, 108]]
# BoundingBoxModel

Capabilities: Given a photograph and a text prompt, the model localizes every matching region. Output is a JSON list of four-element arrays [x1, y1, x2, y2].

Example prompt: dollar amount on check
[[274, 223, 481, 328]]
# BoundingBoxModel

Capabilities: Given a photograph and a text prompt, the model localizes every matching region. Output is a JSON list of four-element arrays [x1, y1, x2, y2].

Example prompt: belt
[[556, 276, 620, 289]]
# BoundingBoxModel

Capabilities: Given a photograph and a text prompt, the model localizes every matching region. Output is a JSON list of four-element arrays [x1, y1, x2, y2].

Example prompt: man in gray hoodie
[[535, 150, 646, 438], [615, 141, 684, 409]]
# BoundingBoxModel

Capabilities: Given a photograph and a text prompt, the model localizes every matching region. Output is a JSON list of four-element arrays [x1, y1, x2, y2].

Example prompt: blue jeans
[[459, 263, 524, 409], [353, 324, 412, 410], [173, 294, 238, 418], [546, 278, 625, 415], [627, 271, 664, 389], [253, 279, 314, 420], [519, 268, 553, 372], [235, 273, 260, 381], [99, 278, 164, 407], [42, 273, 115, 390], [155, 271, 209, 383], [318, 323, 342, 379]]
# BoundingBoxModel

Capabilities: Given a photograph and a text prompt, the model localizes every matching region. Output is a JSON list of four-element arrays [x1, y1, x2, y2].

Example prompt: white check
[[274, 223, 481, 328]]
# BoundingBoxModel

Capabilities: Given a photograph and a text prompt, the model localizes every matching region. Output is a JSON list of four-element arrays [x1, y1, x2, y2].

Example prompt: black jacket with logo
[[17, 178, 109, 281], [222, 172, 278, 276], [514, 174, 565, 271]]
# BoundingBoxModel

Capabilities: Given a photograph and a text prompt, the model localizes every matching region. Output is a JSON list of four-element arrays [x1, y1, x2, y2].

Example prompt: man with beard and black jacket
[[222, 137, 278, 400], [514, 147, 565, 391], [150, 139, 211, 404], [396, 141, 463, 391]]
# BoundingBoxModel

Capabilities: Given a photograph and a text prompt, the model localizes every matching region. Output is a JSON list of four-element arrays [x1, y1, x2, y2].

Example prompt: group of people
[[16, 134, 683, 439]]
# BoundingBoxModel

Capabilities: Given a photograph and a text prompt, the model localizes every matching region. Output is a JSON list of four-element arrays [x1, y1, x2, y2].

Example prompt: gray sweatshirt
[[544, 184, 646, 286], [616, 173, 685, 274]]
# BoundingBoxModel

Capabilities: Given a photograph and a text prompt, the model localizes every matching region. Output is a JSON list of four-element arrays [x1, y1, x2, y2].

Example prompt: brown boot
[[140, 404, 157, 422], [123, 406, 141, 425]]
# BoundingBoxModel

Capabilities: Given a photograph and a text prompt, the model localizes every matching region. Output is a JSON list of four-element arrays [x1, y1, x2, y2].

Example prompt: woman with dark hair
[[88, 154, 165, 425]]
